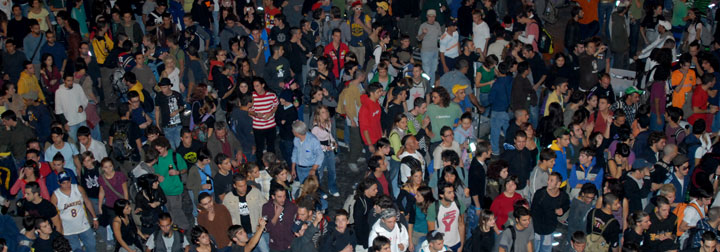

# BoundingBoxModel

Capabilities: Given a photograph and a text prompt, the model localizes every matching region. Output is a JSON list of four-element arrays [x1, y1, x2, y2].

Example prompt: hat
[[625, 86, 644, 95], [672, 155, 690, 166], [351, 0, 362, 8], [632, 159, 652, 170], [311, 2, 323, 11], [376, 1, 389, 11], [279, 89, 294, 102], [553, 127, 570, 139], [21, 91, 38, 101], [426, 9, 437, 16], [158, 78, 173, 87], [658, 20, 671, 31], [452, 84, 468, 95], [57, 171, 71, 183]]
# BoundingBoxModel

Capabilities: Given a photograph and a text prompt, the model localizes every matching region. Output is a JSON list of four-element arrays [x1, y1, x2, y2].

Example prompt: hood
[[550, 140, 565, 153]]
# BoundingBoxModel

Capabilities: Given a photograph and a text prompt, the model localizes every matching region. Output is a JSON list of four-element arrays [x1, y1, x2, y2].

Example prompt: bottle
[[168, 164, 174, 174], [205, 176, 213, 190]]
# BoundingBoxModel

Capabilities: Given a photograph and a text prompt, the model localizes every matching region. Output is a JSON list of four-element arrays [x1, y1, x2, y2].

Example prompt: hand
[[78, 106, 84, 113], [443, 66, 450, 73], [351, 120, 357, 127], [368, 145, 376, 154], [341, 244, 353, 252], [258, 216, 267, 230], [656, 117, 662, 126], [398, 244, 405, 251], [423, 116, 431, 128], [422, 27, 428, 34], [291, 168, 297, 180], [274, 204, 284, 218], [476, 208, 482, 216], [464, 188, 470, 197], [19, 168, 25, 180], [168, 169, 179, 176], [555, 208, 564, 216], [158, 175, 165, 183], [98, 207, 103, 215], [313, 211, 323, 226], [202, 184, 212, 190], [150, 201, 161, 208], [711, 106, 719, 114], [92, 219, 99, 229]]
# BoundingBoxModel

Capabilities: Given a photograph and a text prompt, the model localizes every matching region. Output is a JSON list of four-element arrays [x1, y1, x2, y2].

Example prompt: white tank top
[[54, 184, 90, 235]]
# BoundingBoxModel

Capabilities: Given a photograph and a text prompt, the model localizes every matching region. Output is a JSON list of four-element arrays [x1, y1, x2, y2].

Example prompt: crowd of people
[[3, 0, 720, 251]]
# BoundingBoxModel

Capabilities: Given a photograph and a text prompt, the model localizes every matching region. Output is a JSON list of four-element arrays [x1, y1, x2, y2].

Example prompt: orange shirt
[[576, 0, 600, 24], [670, 69, 697, 109]]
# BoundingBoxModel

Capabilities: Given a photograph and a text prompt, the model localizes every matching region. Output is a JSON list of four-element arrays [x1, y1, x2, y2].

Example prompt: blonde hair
[[658, 184, 676, 197], [297, 175, 320, 203], [313, 105, 330, 127]]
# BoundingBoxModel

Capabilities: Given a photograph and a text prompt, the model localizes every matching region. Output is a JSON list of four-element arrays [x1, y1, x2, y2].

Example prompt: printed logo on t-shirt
[[441, 209, 458, 232]]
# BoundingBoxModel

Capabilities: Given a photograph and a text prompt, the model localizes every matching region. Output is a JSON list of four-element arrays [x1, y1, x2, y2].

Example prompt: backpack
[[343, 190, 362, 225], [585, 209, 617, 252], [540, 0, 558, 25], [532, 22, 553, 54], [190, 113, 212, 143], [111, 121, 134, 161], [673, 201, 703, 237], [111, 67, 127, 94]]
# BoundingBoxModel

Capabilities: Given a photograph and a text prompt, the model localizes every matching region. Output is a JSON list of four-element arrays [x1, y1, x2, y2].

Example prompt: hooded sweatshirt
[[367, 219, 409, 252], [550, 140, 569, 187], [358, 94, 382, 146]]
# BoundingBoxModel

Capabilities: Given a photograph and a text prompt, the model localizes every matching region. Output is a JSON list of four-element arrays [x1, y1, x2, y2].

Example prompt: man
[[612, 86, 643, 125], [19, 182, 63, 233], [570, 232, 586, 252], [489, 61, 514, 154], [437, 59, 482, 111], [213, 153, 234, 202], [44, 127, 82, 176], [175, 128, 203, 168], [530, 172, 570, 252], [0, 110, 35, 162], [497, 206, 534, 252], [23, 20, 46, 67], [610, 4, 630, 69], [220, 15, 248, 51], [528, 149, 557, 199], [32, 217, 61, 251], [197, 192, 233, 250], [549, 128, 571, 187], [117, 11, 143, 48], [567, 183, 598, 236], [468, 141, 491, 215], [319, 209, 357, 252], [565, 7, 583, 53], [522, 44, 548, 91], [624, 159, 653, 213], [109, 103, 143, 173], [500, 131, 535, 197], [152, 137, 190, 231], [262, 186, 298, 251], [145, 1, 167, 33], [680, 190, 714, 247], [323, 28, 349, 78], [223, 173, 268, 251], [7, 5, 30, 47], [696, 232, 719, 252], [419, 231, 451, 252], [40, 32, 67, 72], [248, 28, 266, 76], [154, 78, 184, 149], [578, 39, 602, 92], [426, 182, 465, 250], [690, 207, 720, 249], [2, 39, 27, 84], [338, 70, 366, 171], [131, 54, 157, 96], [290, 121, 323, 183], [592, 76, 616, 105], [472, 10, 490, 54], [55, 74, 88, 141], [17, 61, 45, 104], [569, 148, 604, 193], [439, 21, 459, 76], [250, 77, 278, 162], [50, 172, 98, 251], [264, 45, 292, 92], [666, 155, 691, 204], [511, 62, 538, 125], [418, 9, 442, 85], [359, 83, 384, 154], [228, 218, 269, 252], [145, 213, 190, 251], [545, 78, 569, 116], [456, 40, 480, 84], [638, 131, 667, 164], [369, 208, 410, 252], [399, 135, 426, 183], [290, 199, 325, 252], [568, 123, 585, 164], [207, 121, 244, 167], [586, 193, 622, 252], [77, 126, 107, 161], [645, 196, 679, 250], [653, 144, 678, 190], [347, 2, 371, 66]]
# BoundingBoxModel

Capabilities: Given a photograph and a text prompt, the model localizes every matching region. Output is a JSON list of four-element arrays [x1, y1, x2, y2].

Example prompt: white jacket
[[368, 219, 409, 252], [418, 240, 452, 252], [55, 84, 89, 126]]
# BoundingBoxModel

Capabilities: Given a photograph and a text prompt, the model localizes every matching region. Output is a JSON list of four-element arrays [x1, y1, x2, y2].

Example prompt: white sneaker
[[348, 163, 359, 172], [356, 157, 366, 163], [331, 192, 340, 197]]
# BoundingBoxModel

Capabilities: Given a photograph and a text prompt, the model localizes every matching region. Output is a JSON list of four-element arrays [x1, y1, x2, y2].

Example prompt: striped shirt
[[439, 30, 459, 58], [251, 91, 279, 129]]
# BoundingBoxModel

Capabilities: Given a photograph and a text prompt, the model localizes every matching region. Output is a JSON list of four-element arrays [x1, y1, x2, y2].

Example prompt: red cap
[[311, 2, 322, 11], [351, 1, 362, 7]]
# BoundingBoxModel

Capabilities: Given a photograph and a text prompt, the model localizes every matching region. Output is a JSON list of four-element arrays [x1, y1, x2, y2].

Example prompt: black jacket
[[564, 19, 581, 52], [530, 187, 571, 235], [353, 195, 374, 248], [469, 158, 488, 208], [500, 146, 535, 189], [320, 223, 358, 252], [623, 174, 652, 213]]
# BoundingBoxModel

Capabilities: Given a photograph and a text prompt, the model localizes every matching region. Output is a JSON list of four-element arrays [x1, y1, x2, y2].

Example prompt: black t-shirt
[[80, 165, 101, 198], [623, 229, 645, 247], [109, 119, 143, 161], [20, 199, 58, 220], [155, 91, 185, 127], [214, 171, 233, 202], [586, 209, 621, 249], [32, 231, 60, 252], [237, 186, 253, 234], [176, 139, 204, 168]]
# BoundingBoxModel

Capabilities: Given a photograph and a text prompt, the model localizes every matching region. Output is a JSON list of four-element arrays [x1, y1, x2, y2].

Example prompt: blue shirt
[[291, 133, 324, 167], [23, 33, 47, 64], [198, 164, 214, 196], [40, 42, 67, 69], [489, 75, 513, 111], [45, 169, 78, 195], [709, 71, 720, 106], [45, 142, 79, 174]]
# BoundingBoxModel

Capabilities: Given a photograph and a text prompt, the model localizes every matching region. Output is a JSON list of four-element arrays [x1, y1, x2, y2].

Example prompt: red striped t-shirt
[[251, 91, 279, 129]]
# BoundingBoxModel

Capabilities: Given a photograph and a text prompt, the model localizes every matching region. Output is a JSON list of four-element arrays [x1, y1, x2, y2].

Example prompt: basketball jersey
[[54, 184, 90, 235]]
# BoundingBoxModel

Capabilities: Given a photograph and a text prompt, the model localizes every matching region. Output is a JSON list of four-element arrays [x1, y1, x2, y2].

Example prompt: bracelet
[[93, 217, 98, 221]]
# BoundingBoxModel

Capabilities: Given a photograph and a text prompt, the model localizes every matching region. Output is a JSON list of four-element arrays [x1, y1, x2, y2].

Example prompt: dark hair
[[540, 148, 557, 161], [52, 152, 65, 162], [666, 106, 683, 123], [648, 131, 666, 146], [215, 153, 230, 165], [627, 210, 649, 229], [517, 61, 530, 74], [370, 236, 391, 252], [117, 102, 131, 117], [152, 136, 172, 150], [488, 159, 509, 180], [190, 225, 210, 245], [439, 165, 464, 188], [198, 192, 212, 204], [702, 231, 718, 244], [432, 86, 451, 107], [366, 82, 383, 95], [123, 71, 137, 84], [580, 183, 599, 197], [694, 119, 707, 134], [355, 178, 378, 200], [25, 181, 41, 195], [0, 110, 16, 121], [368, 155, 384, 172], [513, 206, 530, 220], [52, 236, 72, 252], [441, 149, 460, 167], [113, 199, 131, 217], [602, 193, 619, 207]]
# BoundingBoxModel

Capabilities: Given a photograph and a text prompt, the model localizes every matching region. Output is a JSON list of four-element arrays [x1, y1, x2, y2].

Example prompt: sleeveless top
[[54, 184, 90, 235]]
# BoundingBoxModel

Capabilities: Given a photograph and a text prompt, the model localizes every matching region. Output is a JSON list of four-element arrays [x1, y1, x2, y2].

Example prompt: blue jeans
[[251, 232, 270, 252], [421, 51, 439, 85], [466, 205, 480, 236], [279, 139, 294, 167], [529, 105, 539, 129], [713, 112, 720, 133], [187, 189, 199, 218], [650, 112, 665, 132], [296, 165, 313, 183], [89, 198, 109, 241], [490, 111, 510, 154], [67, 227, 96, 252], [388, 158, 400, 198], [163, 125, 182, 149], [478, 92, 490, 117], [68, 121, 88, 143], [665, 0, 673, 12], [213, 11, 220, 46], [598, 2, 614, 39], [319, 150, 338, 194], [534, 233, 554, 252], [629, 20, 641, 57]]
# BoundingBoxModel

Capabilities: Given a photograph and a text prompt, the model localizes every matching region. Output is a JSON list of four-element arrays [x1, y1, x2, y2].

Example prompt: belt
[[297, 165, 313, 168]]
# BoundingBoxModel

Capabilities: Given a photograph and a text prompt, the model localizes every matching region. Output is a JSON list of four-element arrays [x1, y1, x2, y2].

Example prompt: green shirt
[[154, 150, 188, 196], [672, 0, 688, 26], [629, 0, 644, 21], [426, 103, 462, 142], [426, 200, 467, 224], [477, 66, 496, 93]]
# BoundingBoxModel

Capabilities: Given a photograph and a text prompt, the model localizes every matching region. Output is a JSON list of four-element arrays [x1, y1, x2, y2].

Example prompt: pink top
[[10, 177, 50, 200]]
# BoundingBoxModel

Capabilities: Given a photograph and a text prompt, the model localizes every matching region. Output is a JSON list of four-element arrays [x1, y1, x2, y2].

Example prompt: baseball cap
[[158, 78, 173, 87], [376, 1, 389, 11], [625, 86, 644, 95], [351, 1, 362, 8], [58, 171, 71, 183], [427, 9, 437, 16], [452, 84, 468, 95], [632, 159, 652, 171]]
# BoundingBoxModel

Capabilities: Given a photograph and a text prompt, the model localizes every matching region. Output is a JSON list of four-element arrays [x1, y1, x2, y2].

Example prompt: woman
[[520, 123, 540, 162], [78, 152, 101, 215], [596, 178, 630, 230], [474, 55, 498, 110], [623, 210, 651, 247], [316, 56, 336, 89], [373, 31, 390, 68], [71, 0, 88, 38], [161, 56, 183, 94], [370, 62, 394, 103], [235, 80, 252, 99], [295, 175, 327, 211], [112, 199, 144, 252], [435, 157, 470, 210], [354, 178, 379, 251], [682, 8, 702, 50], [306, 85, 324, 122], [39, 54, 61, 101], [407, 185, 434, 251], [269, 162, 292, 200], [229, 38, 247, 64], [585, 93, 599, 114], [191, 96, 217, 142], [607, 143, 631, 179], [549, 53, 577, 90], [369, 236, 392, 252], [489, 175, 523, 229], [189, 225, 218, 252], [470, 210, 500, 252], [537, 102, 565, 147], [237, 59, 255, 85], [28, 0, 50, 32], [427, 86, 463, 150], [239, 162, 262, 189], [10, 161, 49, 199], [98, 158, 129, 234], [311, 105, 339, 196], [134, 173, 166, 236], [485, 160, 509, 205]]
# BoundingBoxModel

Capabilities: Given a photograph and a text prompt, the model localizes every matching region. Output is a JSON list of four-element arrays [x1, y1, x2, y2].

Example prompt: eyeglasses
[[443, 134, 453, 137]]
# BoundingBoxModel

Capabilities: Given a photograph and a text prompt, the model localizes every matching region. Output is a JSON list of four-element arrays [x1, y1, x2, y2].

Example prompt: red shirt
[[251, 91, 279, 130], [489, 192, 524, 229], [590, 111, 613, 135], [323, 42, 349, 77], [688, 85, 712, 132], [358, 94, 382, 146], [377, 173, 390, 196]]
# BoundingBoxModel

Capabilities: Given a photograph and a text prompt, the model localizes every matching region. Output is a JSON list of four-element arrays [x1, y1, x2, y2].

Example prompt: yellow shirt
[[129, 82, 144, 102], [17, 71, 46, 104], [544, 91, 564, 116], [91, 34, 114, 65]]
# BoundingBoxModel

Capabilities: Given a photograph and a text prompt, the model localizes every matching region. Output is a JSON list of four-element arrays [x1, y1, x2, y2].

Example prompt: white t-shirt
[[683, 200, 705, 228], [473, 22, 490, 53], [695, 133, 713, 159], [439, 31, 460, 58], [436, 201, 462, 246], [398, 152, 425, 183], [55, 185, 91, 235]]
